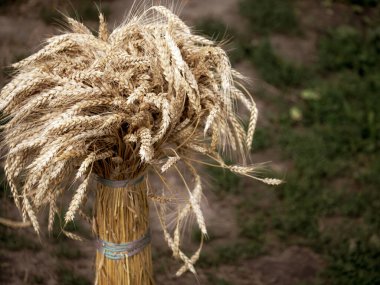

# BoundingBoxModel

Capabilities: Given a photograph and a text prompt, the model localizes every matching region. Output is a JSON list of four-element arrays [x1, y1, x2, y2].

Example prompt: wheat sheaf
[[0, 6, 281, 275]]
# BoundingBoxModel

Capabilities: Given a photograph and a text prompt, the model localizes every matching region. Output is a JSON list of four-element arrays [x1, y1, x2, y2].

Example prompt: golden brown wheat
[[0, 5, 281, 276]]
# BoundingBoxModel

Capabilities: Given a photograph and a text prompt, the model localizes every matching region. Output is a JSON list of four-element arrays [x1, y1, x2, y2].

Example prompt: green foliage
[[280, 130, 340, 179], [304, 73, 380, 155], [239, 0, 299, 34], [251, 128, 272, 151], [239, 215, 265, 240], [358, 159, 380, 231], [215, 242, 263, 263], [268, 20, 380, 282], [199, 202, 265, 267], [207, 165, 241, 194], [319, 26, 380, 74], [199, 241, 263, 267], [273, 180, 318, 238], [0, 226, 41, 251], [321, 232, 380, 285], [274, 69, 380, 236], [251, 40, 311, 87], [346, 0, 380, 6], [57, 268, 91, 285], [196, 18, 231, 43], [195, 18, 249, 64]]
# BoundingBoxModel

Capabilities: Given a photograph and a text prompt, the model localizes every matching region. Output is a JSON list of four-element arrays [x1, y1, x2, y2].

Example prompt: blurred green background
[[1, 0, 380, 284]]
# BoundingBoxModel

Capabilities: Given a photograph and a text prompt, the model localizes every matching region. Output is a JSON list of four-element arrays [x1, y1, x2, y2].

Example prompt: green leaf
[[300, 89, 320, 100], [290, 106, 303, 121]]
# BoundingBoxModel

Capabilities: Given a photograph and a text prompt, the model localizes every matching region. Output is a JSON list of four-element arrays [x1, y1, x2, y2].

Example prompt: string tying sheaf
[[96, 229, 151, 260]]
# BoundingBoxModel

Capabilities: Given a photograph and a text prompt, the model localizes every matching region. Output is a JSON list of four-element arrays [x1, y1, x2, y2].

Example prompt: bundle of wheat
[[0, 5, 280, 284]]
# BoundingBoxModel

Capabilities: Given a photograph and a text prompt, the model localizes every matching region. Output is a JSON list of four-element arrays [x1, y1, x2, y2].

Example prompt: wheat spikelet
[[3, 164, 21, 210], [204, 105, 220, 134], [247, 101, 258, 149], [176, 236, 203, 276], [138, 127, 153, 162], [76, 151, 113, 179], [34, 161, 69, 207], [98, 13, 109, 41], [62, 230, 85, 241], [22, 192, 40, 234], [65, 175, 91, 223], [48, 198, 58, 233], [66, 16, 92, 34], [161, 155, 180, 173], [258, 177, 284, 186], [188, 175, 207, 235]]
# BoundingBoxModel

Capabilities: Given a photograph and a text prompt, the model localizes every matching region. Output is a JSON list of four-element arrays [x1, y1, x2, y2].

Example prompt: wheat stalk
[[0, 5, 281, 277]]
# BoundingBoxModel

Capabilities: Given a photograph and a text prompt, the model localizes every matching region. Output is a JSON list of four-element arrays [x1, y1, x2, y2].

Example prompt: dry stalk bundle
[[0, 5, 281, 278]]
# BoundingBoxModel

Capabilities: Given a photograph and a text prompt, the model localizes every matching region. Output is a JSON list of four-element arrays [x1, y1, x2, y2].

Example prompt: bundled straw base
[[94, 181, 153, 285]]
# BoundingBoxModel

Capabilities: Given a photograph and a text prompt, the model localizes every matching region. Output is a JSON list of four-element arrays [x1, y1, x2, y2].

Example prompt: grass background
[[197, 0, 380, 284]]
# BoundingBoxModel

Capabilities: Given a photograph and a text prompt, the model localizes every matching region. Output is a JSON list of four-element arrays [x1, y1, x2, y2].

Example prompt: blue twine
[[93, 174, 145, 188], [97, 229, 151, 260]]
